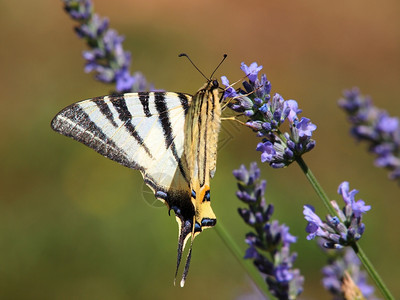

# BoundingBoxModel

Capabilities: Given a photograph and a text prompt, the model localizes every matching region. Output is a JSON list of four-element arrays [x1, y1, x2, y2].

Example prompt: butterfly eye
[[212, 80, 219, 89]]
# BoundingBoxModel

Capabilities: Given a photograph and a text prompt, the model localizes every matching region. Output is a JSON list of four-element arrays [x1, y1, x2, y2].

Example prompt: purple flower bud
[[372, 143, 394, 156], [259, 103, 269, 114], [242, 81, 253, 94], [275, 265, 293, 282], [222, 62, 316, 169], [234, 163, 303, 298], [244, 110, 254, 117], [322, 248, 376, 299], [82, 49, 104, 61], [247, 121, 263, 131], [64, 0, 150, 92], [339, 88, 400, 183], [262, 122, 272, 131], [65, 0, 92, 20], [236, 190, 256, 203], [244, 245, 258, 259], [94, 66, 114, 83], [284, 147, 294, 159], [254, 180, 266, 199], [256, 141, 276, 163], [115, 68, 136, 92], [232, 164, 249, 182], [287, 139, 296, 150], [305, 140, 316, 151], [329, 216, 341, 226], [260, 74, 271, 95], [254, 97, 263, 106], [304, 182, 370, 248], [376, 113, 399, 133], [285, 100, 301, 122], [270, 162, 286, 168], [238, 208, 253, 225]]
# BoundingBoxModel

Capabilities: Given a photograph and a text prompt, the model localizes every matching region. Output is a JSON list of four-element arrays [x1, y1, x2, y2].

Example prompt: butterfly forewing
[[51, 92, 191, 191]]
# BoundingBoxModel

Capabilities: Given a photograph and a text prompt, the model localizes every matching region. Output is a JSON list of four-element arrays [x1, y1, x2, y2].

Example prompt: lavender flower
[[233, 163, 304, 299], [222, 63, 316, 168], [63, 0, 149, 92], [303, 182, 371, 249], [322, 246, 377, 299], [339, 88, 400, 182]]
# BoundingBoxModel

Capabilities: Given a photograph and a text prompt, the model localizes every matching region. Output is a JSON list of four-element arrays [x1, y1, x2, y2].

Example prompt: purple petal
[[240, 62, 263, 82], [296, 117, 317, 137]]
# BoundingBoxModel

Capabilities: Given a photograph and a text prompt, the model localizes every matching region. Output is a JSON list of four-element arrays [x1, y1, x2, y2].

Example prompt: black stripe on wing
[[138, 92, 152, 117], [111, 96, 154, 159], [93, 97, 119, 128], [155, 93, 188, 181], [155, 93, 174, 148], [177, 93, 190, 114], [51, 105, 138, 170]]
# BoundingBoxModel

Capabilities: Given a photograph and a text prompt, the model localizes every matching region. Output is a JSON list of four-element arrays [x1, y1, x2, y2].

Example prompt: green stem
[[351, 243, 394, 300], [296, 157, 394, 300], [214, 221, 272, 298], [296, 157, 336, 217]]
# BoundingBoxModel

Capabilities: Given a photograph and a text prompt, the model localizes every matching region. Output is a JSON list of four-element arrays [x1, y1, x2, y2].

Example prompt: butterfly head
[[197, 79, 219, 93], [194, 79, 221, 105], [209, 79, 219, 90]]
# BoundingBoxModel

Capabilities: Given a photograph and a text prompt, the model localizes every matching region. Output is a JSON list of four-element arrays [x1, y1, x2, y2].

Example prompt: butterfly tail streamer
[[180, 242, 193, 287], [180, 215, 197, 287], [174, 220, 192, 286]]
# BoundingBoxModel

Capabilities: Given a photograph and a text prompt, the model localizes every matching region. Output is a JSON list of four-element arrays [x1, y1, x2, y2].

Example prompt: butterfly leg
[[221, 116, 247, 126]]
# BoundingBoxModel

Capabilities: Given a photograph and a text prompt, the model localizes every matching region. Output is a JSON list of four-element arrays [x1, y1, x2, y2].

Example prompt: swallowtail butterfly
[[51, 56, 227, 287]]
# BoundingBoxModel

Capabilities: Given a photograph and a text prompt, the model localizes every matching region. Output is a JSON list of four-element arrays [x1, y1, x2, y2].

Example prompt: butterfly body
[[184, 80, 220, 229], [51, 80, 222, 286]]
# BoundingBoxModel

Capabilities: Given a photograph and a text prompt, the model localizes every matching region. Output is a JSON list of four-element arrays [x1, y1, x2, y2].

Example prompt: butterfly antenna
[[178, 53, 208, 81], [209, 54, 227, 79]]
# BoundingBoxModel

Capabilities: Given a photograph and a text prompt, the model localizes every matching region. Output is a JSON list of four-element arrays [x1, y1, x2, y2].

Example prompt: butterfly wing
[[51, 92, 194, 208]]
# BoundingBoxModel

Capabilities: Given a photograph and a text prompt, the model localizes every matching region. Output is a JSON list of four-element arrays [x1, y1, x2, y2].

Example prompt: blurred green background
[[1, 0, 399, 299]]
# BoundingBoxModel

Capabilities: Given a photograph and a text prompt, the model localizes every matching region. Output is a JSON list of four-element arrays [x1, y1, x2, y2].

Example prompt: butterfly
[[51, 56, 227, 286]]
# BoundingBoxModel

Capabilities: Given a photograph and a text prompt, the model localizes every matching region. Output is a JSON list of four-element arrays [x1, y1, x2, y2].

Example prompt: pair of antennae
[[179, 53, 227, 81]]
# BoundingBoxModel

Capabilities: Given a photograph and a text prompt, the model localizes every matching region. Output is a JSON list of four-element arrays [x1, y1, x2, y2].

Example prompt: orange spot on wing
[[199, 184, 210, 202]]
